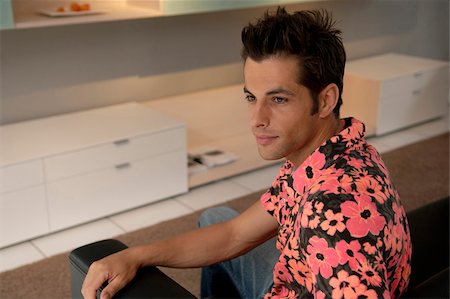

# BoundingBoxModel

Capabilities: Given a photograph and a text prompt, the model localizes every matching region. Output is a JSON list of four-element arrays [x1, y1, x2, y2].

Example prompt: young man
[[82, 8, 412, 299]]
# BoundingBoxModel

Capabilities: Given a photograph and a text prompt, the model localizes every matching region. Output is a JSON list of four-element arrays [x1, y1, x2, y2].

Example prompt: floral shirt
[[261, 118, 412, 299]]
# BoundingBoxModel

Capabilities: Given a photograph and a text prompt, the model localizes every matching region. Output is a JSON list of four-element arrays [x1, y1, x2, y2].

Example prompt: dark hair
[[241, 7, 346, 116]]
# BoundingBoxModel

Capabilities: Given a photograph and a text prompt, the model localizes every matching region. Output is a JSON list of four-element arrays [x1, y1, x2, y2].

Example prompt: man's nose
[[250, 102, 270, 129]]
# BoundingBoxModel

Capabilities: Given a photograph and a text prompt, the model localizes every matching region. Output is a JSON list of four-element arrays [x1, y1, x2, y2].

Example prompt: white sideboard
[[341, 53, 449, 136], [0, 103, 187, 247]]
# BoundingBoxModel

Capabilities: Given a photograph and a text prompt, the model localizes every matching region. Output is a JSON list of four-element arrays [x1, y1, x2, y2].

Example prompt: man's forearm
[[129, 221, 250, 269]]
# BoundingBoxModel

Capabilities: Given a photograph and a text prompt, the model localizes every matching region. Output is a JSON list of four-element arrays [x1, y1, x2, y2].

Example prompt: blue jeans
[[198, 206, 279, 299]]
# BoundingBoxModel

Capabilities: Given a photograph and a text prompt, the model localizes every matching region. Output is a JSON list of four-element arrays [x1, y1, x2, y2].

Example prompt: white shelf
[[12, 1, 162, 29], [4, 0, 321, 30]]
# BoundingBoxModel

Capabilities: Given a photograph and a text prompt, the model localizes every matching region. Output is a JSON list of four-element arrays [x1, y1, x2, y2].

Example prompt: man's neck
[[289, 117, 342, 167]]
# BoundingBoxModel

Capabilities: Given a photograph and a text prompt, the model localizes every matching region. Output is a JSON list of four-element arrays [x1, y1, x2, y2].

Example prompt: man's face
[[243, 55, 324, 166]]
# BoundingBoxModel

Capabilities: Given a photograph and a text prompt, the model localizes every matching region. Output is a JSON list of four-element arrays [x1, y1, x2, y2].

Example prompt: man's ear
[[318, 83, 339, 118]]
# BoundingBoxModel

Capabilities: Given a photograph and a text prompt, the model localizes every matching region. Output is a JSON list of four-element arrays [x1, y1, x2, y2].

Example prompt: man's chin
[[258, 149, 284, 161]]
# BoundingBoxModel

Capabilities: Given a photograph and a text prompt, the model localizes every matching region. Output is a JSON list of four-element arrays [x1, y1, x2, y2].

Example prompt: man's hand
[[81, 248, 141, 299]]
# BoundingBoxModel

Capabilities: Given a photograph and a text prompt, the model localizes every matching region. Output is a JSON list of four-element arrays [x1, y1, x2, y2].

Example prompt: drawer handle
[[114, 139, 130, 146], [115, 162, 131, 170], [413, 89, 422, 96], [414, 72, 423, 78]]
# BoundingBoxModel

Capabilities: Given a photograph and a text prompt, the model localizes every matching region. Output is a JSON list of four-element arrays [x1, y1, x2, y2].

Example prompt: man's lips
[[255, 135, 278, 145]]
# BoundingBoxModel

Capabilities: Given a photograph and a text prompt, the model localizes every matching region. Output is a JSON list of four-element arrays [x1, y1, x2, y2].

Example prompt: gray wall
[[1, 0, 448, 124]]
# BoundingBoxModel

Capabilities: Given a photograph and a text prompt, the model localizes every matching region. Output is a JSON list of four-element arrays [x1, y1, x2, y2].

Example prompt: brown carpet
[[0, 133, 448, 299]]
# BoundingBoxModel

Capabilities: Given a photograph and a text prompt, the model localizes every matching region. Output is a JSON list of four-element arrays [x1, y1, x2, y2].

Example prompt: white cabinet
[[0, 102, 187, 247], [341, 53, 449, 136], [0, 161, 48, 247]]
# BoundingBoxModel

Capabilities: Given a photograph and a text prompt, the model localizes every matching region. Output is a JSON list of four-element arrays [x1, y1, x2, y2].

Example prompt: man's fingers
[[81, 250, 138, 299], [82, 276, 107, 299], [99, 277, 128, 299], [81, 261, 109, 299]]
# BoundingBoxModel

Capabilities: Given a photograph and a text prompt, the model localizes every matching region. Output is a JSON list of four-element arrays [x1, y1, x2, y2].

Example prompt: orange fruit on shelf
[[70, 2, 81, 11], [79, 3, 90, 11]]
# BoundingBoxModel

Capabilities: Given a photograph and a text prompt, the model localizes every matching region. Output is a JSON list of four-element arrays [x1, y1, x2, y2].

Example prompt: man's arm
[[81, 200, 278, 299]]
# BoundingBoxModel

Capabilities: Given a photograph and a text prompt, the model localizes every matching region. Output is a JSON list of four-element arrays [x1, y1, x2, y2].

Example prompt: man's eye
[[245, 95, 256, 103], [273, 97, 287, 104]]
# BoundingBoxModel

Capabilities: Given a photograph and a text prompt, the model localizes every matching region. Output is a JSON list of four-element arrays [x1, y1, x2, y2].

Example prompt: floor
[[0, 116, 448, 273]]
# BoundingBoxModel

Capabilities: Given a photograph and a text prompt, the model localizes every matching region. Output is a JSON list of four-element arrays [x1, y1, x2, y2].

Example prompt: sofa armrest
[[69, 239, 196, 299], [406, 197, 449, 288], [402, 267, 449, 298]]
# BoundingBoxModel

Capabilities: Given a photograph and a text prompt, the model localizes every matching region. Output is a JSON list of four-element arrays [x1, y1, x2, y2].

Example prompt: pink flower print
[[376, 237, 383, 249], [284, 237, 300, 260], [276, 286, 297, 299], [383, 221, 394, 252], [273, 257, 293, 284], [279, 183, 297, 208], [301, 201, 323, 230], [350, 168, 370, 180], [347, 156, 365, 170], [339, 174, 354, 193], [363, 242, 377, 255], [307, 236, 339, 279], [293, 153, 326, 192], [277, 230, 288, 251], [310, 168, 344, 194], [279, 202, 293, 224], [309, 215, 320, 229], [357, 260, 383, 287], [301, 202, 314, 228], [320, 210, 345, 236], [260, 191, 270, 203], [287, 259, 313, 292], [329, 270, 361, 299], [315, 290, 326, 299], [341, 194, 386, 238], [391, 222, 404, 253], [374, 251, 387, 274], [391, 201, 402, 226], [261, 193, 278, 214], [319, 177, 341, 194], [314, 201, 324, 213], [353, 283, 378, 299], [336, 240, 365, 271], [354, 176, 386, 204]]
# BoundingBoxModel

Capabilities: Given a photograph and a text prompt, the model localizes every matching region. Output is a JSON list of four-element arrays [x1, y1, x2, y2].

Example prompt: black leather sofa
[[401, 196, 449, 298], [69, 196, 449, 298]]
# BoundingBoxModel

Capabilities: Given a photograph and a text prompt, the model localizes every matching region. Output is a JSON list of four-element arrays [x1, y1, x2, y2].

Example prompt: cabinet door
[[0, 186, 49, 247], [377, 67, 449, 134], [0, 160, 44, 193], [47, 150, 187, 231]]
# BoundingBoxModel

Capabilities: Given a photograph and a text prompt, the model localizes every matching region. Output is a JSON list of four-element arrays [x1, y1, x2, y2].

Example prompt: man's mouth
[[255, 135, 278, 145]]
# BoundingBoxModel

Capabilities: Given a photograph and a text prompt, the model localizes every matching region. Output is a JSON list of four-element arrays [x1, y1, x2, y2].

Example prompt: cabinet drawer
[[377, 81, 448, 135], [44, 127, 186, 181], [0, 160, 44, 193], [0, 185, 49, 247], [380, 67, 448, 99], [47, 150, 187, 231]]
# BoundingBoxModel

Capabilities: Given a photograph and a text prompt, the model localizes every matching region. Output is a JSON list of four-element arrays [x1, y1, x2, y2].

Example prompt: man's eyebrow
[[243, 86, 295, 96], [266, 87, 295, 96], [243, 86, 253, 94]]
